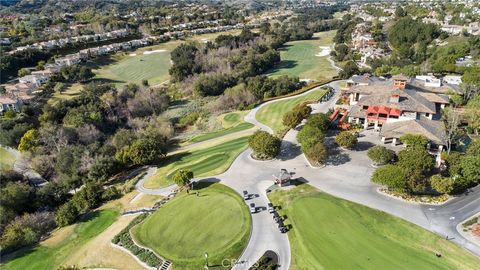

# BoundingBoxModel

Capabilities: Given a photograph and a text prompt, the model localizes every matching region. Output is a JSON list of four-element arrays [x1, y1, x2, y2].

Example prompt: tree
[[335, 131, 357, 149], [339, 61, 359, 79], [367, 145, 395, 165], [282, 110, 303, 129], [172, 169, 193, 187], [442, 107, 462, 153], [371, 165, 408, 192], [395, 6, 406, 18], [294, 103, 312, 119], [400, 134, 428, 148], [297, 124, 325, 150], [305, 113, 329, 132], [17, 68, 30, 77], [465, 95, 480, 135], [430, 174, 454, 194], [397, 146, 435, 192], [127, 136, 167, 165], [18, 128, 39, 152], [55, 202, 78, 227], [248, 131, 281, 159], [304, 142, 328, 165]]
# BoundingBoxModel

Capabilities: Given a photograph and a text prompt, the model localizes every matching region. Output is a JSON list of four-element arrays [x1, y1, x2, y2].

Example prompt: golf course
[[2, 209, 119, 270], [256, 87, 328, 133], [132, 183, 251, 269], [0, 147, 15, 171], [188, 111, 255, 143], [268, 185, 480, 270], [144, 136, 249, 189], [92, 29, 242, 87], [266, 30, 338, 81]]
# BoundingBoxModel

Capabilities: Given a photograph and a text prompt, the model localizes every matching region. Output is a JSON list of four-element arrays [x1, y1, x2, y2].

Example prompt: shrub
[[112, 214, 162, 267], [294, 103, 312, 119], [397, 147, 435, 176], [371, 165, 408, 192], [305, 142, 328, 165], [305, 113, 329, 132], [430, 174, 454, 194], [335, 131, 357, 149], [282, 110, 303, 129], [55, 202, 78, 227], [400, 134, 428, 148], [248, 131, 281, 159], [297, 124, 325, 150], [367, 146, 395, 165]]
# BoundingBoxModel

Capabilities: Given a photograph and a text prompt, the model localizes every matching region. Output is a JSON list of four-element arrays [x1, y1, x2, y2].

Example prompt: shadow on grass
[[89, 77, 125, 84], [267, 60, 298, 73], [193, 178, 221, 190]]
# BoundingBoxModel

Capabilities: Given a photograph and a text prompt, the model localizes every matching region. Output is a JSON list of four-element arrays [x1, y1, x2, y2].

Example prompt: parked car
[[250, 203, 256, 214], [273, 212, 279, 220], [279, 226, 288, 233], [268, 203, 274, 213], [243, 190, 249, 200]]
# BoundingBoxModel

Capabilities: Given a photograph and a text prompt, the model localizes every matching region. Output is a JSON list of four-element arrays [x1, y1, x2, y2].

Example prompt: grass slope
[[132, 183, 250, 269], [268, 185, 480, 270], [256, 88, 327, 132], [145, 136, 249, 188], [2, 209, 119, 270], [189, 111, 254, 143], [266, 30, 338, 81], [0, 147, 15, 171], [47, 83, 83, 105]]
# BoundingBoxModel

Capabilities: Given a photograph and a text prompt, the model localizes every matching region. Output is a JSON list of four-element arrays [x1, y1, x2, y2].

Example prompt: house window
[[425, 113, 430, 117], [379, 113, 387, 118], [389, 115, 399, 119], [363, 106, 368, 110]]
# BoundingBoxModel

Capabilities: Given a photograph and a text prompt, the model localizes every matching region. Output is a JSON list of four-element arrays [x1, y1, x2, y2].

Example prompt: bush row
[[111, 214, 163, 267]]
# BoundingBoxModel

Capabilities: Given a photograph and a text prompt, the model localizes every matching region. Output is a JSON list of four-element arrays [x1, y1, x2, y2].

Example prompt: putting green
[[268, 185, 480, 270], [144, 136, 249, 188], [2, 209, 119, 270], [0, 147, 15, 171], [132, 183, 250, 269], [266, 30, 338, 81], [256, 88, 328, 133]]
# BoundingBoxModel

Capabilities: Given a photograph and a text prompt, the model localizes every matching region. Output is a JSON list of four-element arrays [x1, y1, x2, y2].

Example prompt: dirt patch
[[64, 215, 145, 270], [143, 49, 167, 55]]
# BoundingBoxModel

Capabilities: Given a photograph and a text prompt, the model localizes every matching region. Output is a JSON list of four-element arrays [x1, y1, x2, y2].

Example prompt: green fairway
[[0, 147, 15, 171], [132, 183, 250, 269], [94, 49, 171, 86], [144, 136, 249, 188], [2, 209, 119, 270], [266, 30, 338, 81], [268, 185, 480, 270], [256, 88, 328, 133], [189, 111, 254, 143]]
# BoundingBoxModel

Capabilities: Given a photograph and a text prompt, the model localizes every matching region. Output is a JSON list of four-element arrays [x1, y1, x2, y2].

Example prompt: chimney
[[390, 94, 400, 103], [393, 74, 408, 90]]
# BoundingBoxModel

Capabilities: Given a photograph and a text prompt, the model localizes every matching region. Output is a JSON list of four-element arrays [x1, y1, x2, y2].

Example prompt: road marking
[[449, 216, 455, 220], [428, 208, 435, 211]]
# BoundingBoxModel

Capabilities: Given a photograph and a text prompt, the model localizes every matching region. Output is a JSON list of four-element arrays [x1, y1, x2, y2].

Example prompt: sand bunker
[[129, 53, 137, 56], [143, 49, 167, 55], [315, 46, 331, 57]]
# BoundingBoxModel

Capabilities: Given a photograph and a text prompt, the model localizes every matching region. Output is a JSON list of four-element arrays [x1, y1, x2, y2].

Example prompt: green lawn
[[256, 88, 328, 133], [266, 30, 338, 81], [189, 111, 254, 143], [132, 183, 250, 269], [144, 136, 249, 189], [47, 83, 83, 105], [0, 147, 15, 171], [2, 209, 119, 270], [268, 185, 480, 270]]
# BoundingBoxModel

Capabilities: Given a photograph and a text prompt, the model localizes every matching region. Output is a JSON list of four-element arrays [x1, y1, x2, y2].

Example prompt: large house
[[344, 74, 450, 150], [0, 96, 22, 113]]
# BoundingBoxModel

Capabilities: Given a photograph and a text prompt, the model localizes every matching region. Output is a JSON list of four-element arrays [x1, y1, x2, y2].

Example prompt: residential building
[[0, 96, 22, 113]]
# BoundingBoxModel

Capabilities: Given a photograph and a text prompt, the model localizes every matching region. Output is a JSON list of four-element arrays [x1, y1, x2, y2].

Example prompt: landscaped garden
[[188, 111, 254, 143], [144, 136, 249, 188], [132, 183, 251, 269], [256, 88, 328, 133], [2, 209, 119, 270], [268, 184, 480, 270], [0, 147, 15, 171], [266, 30, 338, 81]]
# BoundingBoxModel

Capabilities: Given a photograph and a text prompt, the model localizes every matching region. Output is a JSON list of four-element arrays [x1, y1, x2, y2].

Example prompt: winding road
[[135, 80, 480, 269]]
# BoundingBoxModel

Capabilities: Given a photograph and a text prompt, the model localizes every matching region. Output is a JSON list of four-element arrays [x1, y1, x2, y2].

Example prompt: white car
[[250, 203, 256, 214]]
